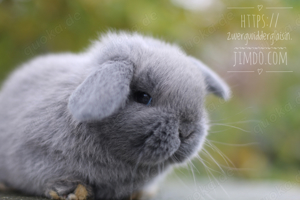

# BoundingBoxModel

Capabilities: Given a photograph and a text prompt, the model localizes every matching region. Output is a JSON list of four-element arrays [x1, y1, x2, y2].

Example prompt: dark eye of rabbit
[[134, 91, 152, 105]]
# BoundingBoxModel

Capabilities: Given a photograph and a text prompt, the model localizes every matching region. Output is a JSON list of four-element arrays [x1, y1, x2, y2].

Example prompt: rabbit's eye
[[134, 91, 152, 105]]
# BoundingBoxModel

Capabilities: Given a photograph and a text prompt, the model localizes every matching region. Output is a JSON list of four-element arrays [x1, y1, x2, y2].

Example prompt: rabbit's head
[[68, 32, 230, 166]]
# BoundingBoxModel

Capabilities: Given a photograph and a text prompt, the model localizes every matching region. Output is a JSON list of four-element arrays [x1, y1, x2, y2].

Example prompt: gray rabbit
[[0, 32, 230, 200]]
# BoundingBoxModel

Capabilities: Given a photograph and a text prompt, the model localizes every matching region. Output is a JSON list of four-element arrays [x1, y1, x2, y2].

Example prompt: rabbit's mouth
[[169, 126, 206, 164], [168, 118, 209, 164], [129, 120, 206, 165]]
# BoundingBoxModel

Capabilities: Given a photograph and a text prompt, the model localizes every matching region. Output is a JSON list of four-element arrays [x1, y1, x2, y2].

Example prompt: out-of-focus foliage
[[0, 0, 299, 182]]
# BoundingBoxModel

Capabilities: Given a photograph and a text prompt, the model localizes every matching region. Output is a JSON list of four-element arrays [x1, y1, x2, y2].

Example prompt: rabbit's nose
[[178, 129, 183, 138], [178, 129, 193, 139]]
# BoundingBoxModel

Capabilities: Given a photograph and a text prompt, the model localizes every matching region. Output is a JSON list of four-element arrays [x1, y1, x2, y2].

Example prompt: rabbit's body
[[0, 32, 230, 199]]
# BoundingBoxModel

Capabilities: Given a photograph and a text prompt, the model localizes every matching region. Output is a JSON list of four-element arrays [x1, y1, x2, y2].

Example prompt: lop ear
[[68, 61, 134, 122], [190, 57, 231, 100]]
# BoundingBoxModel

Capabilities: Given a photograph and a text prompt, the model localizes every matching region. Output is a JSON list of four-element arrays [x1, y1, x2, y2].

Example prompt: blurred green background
[[0, 0, 299, 186]]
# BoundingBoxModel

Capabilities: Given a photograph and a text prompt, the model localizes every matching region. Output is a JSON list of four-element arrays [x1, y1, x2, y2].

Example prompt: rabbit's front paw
[[129, 188, 157, 200], [0, 182, 11, 191], [128, 191, 143, 200], [46, 182, 92, 200]]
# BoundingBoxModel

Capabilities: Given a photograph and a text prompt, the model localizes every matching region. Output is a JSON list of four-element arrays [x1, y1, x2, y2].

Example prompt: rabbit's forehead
[[136, 51, 205, 92], [133, 53, 206, 116]]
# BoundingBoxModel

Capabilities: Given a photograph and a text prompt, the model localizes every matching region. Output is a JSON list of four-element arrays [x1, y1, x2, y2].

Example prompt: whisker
[[199, 154, 230, 198], [217, 164, 254, 171], [204, 141, 235, 169], [208, 129, 230, 134], [235, 106, 254, 115], [172, 170, 194, 193], [130, 153, 142, 200], [187, 160, 197, 188], [201, 148, 225, 174], [196, 156, 214, 192], [209, 123, 250, 133], [187, 159, 218, 200], [208, 107, 256, 123], [196, 155, 221, 174], [196, 155, 221, 195], [210, 119, 260, 124], [207, 139, 258, 147], [188, 159, 202, 176]]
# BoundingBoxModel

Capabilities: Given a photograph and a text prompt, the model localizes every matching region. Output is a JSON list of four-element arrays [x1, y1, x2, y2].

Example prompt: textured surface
[[1, 179, 300, 200]]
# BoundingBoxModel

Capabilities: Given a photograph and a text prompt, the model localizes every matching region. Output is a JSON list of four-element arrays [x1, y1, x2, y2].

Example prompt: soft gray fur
[[0, 32, 230, 200]]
